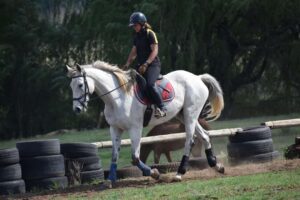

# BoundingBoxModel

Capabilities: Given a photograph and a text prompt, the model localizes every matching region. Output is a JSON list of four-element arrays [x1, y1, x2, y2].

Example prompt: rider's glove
[[139, 61, 150, 75]]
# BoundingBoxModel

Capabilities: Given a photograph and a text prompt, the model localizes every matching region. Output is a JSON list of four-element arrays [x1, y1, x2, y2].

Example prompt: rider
[[124, 12, 167, 118]]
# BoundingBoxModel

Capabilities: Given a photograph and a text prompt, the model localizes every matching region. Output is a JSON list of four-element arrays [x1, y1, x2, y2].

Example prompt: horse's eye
[[78, 84, 83, 88]]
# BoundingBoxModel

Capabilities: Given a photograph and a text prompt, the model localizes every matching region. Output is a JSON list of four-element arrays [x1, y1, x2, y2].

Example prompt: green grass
[[0, 113, 299, 169], [65, 168, 300, 200]]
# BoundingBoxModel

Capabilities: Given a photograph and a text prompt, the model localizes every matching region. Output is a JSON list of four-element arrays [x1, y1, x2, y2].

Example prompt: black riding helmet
[[129, 12, 147, 27]]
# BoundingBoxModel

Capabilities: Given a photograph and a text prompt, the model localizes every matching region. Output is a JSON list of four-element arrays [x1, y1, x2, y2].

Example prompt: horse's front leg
[[108, 126, 123, 183], [129, 127, 160, 180]]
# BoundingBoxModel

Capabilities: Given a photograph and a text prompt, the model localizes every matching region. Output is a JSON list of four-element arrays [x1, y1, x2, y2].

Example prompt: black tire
[[0, 148, 19, 166], [25, 176, 68, 191], [61, 143, 98, 158], [0, 180, 25, 195], [227, 139, 274, 158], [229, 126, 272, 143], [82, 162, 101, 171], [0, 164, 22, 182], [80, 169, 104, 184], [229, 151, 280, 166], [188, 157, 209, 170], [20, 155, 65, 180], [16, 139, 60, 157], [150, 162, 180, 174]]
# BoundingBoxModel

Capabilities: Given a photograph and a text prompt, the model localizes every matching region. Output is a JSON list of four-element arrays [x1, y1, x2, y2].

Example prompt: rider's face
[[133, 24, 142, 32]]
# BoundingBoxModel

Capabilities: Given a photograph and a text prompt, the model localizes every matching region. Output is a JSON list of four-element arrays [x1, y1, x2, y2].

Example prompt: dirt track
[[5, 159, 300, 200]]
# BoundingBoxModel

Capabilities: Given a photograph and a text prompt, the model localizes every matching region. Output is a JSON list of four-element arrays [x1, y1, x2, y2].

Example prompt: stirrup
[[154, 107, 167, 118]]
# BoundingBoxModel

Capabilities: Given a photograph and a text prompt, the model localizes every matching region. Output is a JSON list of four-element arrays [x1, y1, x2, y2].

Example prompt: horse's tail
[[200, 74, 224, 121]]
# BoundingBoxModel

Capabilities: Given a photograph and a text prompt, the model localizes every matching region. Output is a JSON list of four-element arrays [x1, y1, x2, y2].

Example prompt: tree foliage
[[0, 0, 299, 139]]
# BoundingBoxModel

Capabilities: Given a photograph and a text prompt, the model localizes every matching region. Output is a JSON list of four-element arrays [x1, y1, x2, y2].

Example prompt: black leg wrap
[[177, 155, 189, 175], [205, 148, 217, 167]]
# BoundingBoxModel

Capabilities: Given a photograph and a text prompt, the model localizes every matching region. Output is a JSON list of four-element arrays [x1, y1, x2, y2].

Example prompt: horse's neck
[[85, 68, 130, 106]]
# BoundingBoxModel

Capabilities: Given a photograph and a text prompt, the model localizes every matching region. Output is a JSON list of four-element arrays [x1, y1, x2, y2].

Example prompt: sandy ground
[[4, 159, 300, 200]]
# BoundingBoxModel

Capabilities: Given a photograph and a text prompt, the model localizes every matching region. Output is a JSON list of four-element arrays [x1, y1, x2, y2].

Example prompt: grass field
[[0, 113, 299, 169], [82, 169, 300, 200]]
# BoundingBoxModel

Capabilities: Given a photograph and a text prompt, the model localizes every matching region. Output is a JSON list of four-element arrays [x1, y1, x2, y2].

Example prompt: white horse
[[66, 60, 224, 183]]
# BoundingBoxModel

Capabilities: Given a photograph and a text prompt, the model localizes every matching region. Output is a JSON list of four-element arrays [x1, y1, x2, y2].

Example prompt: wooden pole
[[262, 118, 300, 129], [91, 118, 300, 149], [91, 128, 242, 149]]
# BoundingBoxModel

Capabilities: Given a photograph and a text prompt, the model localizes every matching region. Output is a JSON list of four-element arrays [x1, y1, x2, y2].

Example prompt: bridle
[[71, 71, 90, 109], [71, 70, 130, 108]]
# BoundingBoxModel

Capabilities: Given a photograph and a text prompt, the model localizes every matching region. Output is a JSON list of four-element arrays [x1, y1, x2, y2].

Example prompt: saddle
[[134, 73, 175, 126], [134, 74, 175, 105]]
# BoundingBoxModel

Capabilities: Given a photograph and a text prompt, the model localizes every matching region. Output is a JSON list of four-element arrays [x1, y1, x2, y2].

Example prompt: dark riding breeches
[[142, 62, 164, 109]]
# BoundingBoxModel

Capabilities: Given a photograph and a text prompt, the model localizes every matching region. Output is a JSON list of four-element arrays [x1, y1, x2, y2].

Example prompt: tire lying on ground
[[229, 151, 280, 166], [150, 162, 180, 174], [0, 164, 22, 182], [227, 139, 274, 158], [0, 180, 25, 195], [81, 169, 104, 184], [228, 126, 272, 143], [20, 155, 65, 180], [16, 139, 60, 157], [61, 143, 98, 158], [0, 148, 19, 166]]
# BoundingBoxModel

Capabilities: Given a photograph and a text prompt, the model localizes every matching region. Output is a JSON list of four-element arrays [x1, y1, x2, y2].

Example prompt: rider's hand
[[139, 63, 148, 75]]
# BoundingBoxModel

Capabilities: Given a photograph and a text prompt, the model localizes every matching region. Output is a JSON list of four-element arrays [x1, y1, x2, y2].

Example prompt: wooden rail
[[92, 118, 300, 149], [92, 128, 242, 149], [262, 118, 300, 129]]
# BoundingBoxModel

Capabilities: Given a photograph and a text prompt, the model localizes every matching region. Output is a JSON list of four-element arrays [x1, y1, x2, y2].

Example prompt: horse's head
[[66, 64, 95, 114]]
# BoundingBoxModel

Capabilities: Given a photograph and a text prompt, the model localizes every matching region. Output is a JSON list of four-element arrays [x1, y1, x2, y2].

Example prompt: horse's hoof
[[214, 163, 225, 174], [172, 174, 182, 182], [150, 168, 160, 180]]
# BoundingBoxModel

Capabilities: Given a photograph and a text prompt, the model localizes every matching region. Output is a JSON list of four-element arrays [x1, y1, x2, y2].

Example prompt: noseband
[[72, 71, 90, 109]]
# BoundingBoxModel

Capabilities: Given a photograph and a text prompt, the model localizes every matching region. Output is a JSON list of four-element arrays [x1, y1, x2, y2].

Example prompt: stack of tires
[[227, 126, 279, 165], [0, 148, 25, 195], [61, 143, 104, 184], [16, 139, 68, 191]]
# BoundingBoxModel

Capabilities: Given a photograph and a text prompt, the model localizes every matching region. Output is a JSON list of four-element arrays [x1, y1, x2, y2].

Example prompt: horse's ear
[[75, 63, 82, 72], [66, 64, 75, 77]]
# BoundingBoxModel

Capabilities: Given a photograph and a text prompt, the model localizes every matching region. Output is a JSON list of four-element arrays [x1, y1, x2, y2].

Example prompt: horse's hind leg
[[175, 112, 197, 180], [195, 122, 225, 173]]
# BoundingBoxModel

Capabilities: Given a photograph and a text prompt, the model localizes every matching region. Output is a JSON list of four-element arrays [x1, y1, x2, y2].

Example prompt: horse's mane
[[92, 60, 135, 93]]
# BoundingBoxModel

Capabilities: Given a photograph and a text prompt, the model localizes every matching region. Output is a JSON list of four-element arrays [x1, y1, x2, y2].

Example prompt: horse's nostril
[[75, 107, 81, 113]]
